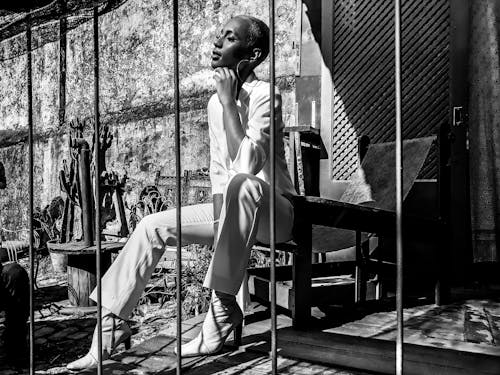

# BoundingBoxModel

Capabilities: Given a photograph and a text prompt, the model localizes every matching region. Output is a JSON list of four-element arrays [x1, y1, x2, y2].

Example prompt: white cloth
[[91, 77, 296, 319], [208, 78, 296, 197]]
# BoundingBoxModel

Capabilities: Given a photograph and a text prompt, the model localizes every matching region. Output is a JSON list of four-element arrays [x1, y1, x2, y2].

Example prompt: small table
[[47, 240, 125, 307]]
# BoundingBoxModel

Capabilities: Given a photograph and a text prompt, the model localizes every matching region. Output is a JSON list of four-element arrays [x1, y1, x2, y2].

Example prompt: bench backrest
[[339, 136, 435, 211]]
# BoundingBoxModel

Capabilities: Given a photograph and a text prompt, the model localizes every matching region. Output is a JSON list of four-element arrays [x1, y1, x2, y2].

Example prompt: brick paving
[[0, 275, 369, 375], [4, 257, 498, 374], [0, 259, 178, 375], [0, 258, 370, 375], [329, 289, 500, 351]]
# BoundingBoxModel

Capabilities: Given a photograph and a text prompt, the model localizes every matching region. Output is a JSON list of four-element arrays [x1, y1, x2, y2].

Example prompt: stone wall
[[0, 0, 297, 231]]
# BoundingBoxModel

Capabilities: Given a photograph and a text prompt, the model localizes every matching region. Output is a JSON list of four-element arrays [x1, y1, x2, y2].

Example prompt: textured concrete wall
[[0, 0, 297, 231]]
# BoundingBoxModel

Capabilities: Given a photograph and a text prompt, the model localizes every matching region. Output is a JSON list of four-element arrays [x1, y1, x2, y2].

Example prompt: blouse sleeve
[[208, 98, 228, 195], [230, 88, 282, 175]]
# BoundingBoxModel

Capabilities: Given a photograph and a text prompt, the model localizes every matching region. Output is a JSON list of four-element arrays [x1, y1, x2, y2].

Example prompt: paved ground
[[9, 257, 498, 374], [0, 258, 370, 374], [329, 287, 500, 348], [0, 277, 369, 375], [0, 258, 178, 375]]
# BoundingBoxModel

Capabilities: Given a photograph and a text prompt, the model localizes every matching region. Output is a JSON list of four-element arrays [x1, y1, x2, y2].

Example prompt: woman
[[67, 14, 295, 370]]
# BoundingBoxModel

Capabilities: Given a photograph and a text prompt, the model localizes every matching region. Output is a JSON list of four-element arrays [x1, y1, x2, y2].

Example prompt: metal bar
[[394, 0, 404, 374], [59, 0, 67, 127], [26, 12, 35, 375], [269, 0, 277, 374], [172, 0, 182, 373], [93, 7, 103, 375]]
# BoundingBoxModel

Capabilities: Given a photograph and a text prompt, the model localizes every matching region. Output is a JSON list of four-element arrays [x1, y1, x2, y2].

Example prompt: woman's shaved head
[[233, 15, 269, 64]]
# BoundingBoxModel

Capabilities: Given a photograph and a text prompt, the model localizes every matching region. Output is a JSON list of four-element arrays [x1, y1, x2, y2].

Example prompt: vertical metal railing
[[16, 4, 355, 374], [93, 6, 104, 375], [394, 0, 404, 374], [26, 11, 35, 375], [58, 0, 67, 127], [172, 0, 183, 374], [269, 1, 278, 373]]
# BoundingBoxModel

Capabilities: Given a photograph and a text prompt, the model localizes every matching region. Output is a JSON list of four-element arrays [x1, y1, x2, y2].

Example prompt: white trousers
[[90, 173, 294, 319]]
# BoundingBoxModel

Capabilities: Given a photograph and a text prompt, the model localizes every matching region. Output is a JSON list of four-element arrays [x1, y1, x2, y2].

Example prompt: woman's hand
[[214, 67, 238, 106]]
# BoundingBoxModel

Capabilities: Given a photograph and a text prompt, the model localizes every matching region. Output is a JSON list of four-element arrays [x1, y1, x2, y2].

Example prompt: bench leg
[[435, 231, 451, 305], [355, 231, 363, 303], [291, 222, 312, 329], [355, 232, 370, 303]]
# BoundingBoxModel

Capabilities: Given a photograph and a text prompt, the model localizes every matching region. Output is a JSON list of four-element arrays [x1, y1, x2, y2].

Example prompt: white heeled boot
[[177, 291, 243, 357], [67, 310, 132, 371]]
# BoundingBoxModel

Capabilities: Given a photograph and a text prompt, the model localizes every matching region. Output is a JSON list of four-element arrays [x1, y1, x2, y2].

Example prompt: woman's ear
[[249, 47, 262, 64]]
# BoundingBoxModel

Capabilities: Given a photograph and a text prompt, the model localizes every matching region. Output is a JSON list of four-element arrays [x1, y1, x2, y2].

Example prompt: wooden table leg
[[67, 253, 111, 307]]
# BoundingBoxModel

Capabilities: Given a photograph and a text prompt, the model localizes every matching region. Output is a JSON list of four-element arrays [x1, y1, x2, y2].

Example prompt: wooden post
[[355, 230, 364, 303], [436, 121, 451, 305]]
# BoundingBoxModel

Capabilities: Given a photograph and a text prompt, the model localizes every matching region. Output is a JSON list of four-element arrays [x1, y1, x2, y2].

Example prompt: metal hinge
[[452, 106, 470, 149], [453, 106, 464, 127]]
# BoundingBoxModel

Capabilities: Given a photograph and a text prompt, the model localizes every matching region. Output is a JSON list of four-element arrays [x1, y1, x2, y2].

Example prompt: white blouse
[[207, 78, 296, 197]]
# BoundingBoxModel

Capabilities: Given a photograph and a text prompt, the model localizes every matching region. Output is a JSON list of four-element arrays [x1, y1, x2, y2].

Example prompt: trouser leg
[[204, 173, 294, 295], [90, 203, 214, 319], [0, 263, 29, 359]]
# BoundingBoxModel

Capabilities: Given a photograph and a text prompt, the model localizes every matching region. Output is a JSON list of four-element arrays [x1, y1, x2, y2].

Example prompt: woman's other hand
[[214, 67, 238, 106]]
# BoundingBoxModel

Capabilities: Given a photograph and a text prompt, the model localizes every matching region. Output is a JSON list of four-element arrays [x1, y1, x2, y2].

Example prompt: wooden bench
[[249, 130, 449, 329]]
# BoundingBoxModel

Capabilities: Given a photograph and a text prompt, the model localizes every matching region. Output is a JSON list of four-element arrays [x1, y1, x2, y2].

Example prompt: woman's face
[[211, 17, 250, 70]]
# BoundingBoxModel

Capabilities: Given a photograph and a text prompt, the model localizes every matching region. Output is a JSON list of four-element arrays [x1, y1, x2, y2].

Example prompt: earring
[[236, 59, 250, 81]]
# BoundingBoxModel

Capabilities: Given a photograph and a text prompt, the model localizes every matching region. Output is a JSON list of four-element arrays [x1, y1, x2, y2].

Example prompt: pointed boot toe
[[67, 353, 98, 371], [177, 333, 212, 357], [66, 315, 132, 371]]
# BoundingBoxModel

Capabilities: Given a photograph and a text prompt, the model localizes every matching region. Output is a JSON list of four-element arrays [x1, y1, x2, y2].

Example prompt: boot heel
[[124, 337, 131, 350], [233, 323, 243, 347]]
